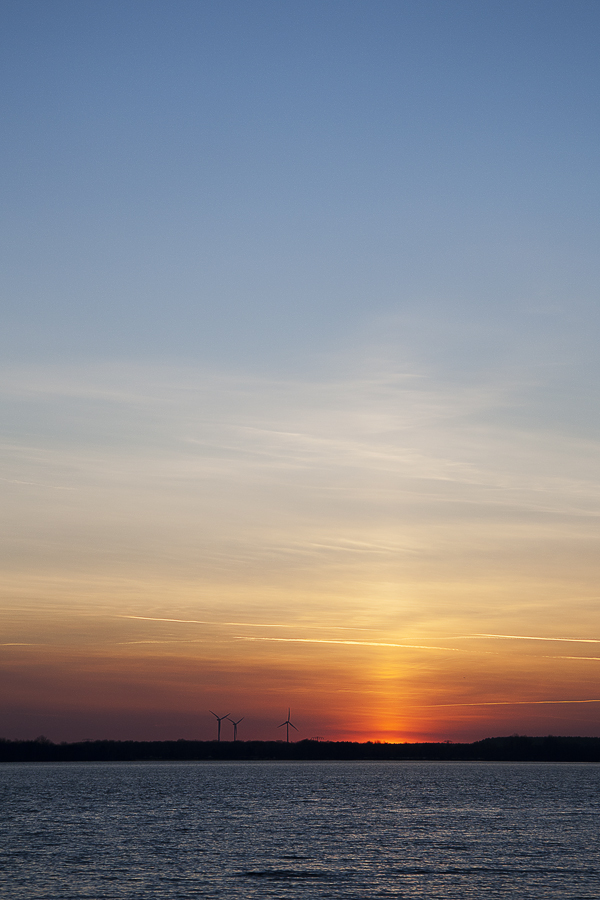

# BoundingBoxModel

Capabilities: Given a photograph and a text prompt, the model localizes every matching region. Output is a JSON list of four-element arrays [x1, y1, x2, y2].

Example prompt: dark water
[[2, 761, 599, 898]]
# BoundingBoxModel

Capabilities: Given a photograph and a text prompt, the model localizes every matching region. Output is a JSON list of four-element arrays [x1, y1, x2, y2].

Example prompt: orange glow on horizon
[[2, 573, 600, 744]]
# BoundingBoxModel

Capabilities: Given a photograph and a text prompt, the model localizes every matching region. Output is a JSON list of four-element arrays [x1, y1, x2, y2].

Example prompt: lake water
[[2, 760, 599, 898]]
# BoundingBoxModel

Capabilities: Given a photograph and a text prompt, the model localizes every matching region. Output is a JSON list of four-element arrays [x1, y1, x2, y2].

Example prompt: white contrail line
[[546, 656, 600, 662], [116, 639, 208, 645], [117, 615, 409, 633], [240, 636, 474, 652], [115, 618, 600, 654], [471, 633, 600, 644], [118, 615, 290, 627], [416, 698, 600, 708]]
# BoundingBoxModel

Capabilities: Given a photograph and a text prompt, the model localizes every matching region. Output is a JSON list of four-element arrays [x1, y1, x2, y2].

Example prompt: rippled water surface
[[2, 760, 599, 898]]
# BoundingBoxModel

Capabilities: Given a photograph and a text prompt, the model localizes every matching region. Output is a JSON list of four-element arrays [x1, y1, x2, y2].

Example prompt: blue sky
[[2, 0, 599, 369], [2, 1, 600, 741]]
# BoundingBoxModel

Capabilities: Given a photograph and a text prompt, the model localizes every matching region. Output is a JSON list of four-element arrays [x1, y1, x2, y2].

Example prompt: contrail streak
[[116, 618, 600, 655], [117, 615, 479, 643], [546, 656, 600, 662], [471, 633, 600, 644], [118, 615, 290, 627], [116, 639, 207, 645], [119, 615, 370, 631], [417, 698, 600, 708], [241, 636, 473, 652]]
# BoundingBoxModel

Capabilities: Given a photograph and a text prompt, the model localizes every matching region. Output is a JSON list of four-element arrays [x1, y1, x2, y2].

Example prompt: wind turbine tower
[[228, 716, 244, 741], [209, 710, 230, 742], [278, 708, 298, 743]]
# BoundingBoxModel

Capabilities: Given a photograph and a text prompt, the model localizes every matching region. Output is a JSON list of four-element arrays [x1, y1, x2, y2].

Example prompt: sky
[[1, 0, 600, 743]]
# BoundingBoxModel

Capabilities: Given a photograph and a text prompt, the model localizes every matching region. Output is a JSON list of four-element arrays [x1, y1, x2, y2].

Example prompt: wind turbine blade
[[209, 710, 217, 717], [290, 722, 298, 731], [278, 721, 286, 727]]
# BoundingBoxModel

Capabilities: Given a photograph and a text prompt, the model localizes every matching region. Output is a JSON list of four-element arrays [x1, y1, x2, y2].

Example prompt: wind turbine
[[278, 708, 298, 743], [228, 716, 244, 741], [209, 710, 230, 742]]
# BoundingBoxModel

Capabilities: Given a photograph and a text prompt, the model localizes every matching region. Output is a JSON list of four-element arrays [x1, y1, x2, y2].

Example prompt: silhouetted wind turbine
[[228, 716, 244, 741], [278, 708, 298, 743], [209, 710, 230, 742]]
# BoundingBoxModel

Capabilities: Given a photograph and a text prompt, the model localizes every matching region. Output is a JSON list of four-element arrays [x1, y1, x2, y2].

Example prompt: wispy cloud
[[3, 362, 600, 519]]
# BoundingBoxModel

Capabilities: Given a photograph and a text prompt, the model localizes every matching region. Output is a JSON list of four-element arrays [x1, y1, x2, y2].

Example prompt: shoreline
[[2, 734, 600, 763]]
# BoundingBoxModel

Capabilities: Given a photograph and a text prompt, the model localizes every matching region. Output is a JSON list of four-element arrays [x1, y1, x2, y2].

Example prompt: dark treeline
[[1, 735, 600, 763]]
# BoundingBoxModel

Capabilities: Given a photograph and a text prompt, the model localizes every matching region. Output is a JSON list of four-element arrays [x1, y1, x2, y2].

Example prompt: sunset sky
[[2, 0, 600, 743]]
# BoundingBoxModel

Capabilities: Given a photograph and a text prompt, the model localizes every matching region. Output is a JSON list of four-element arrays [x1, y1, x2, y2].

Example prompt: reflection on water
[[2, 761, 599, 898]]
